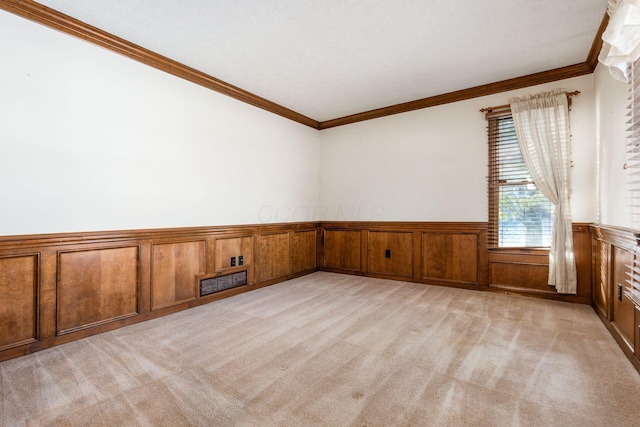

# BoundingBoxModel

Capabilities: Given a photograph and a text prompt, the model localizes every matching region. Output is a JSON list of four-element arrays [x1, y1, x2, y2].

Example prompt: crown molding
[[1, 2, 608, 130], [586, 12, 609, 71], [0, 0, 320, 129], [319, 10, 609, 129], [318, 63, 592, 129]]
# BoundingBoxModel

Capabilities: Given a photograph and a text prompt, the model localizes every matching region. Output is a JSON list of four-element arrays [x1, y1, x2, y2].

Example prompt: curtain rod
[[479, 91, 581, 113]]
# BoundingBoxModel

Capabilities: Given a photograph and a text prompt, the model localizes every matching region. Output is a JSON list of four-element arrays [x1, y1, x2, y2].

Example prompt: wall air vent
[[200, 270, 247, 297]]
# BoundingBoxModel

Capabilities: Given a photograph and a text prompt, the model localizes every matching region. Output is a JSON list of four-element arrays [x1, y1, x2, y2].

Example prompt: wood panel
[[214, 236, 252, 272], [636, 306, 640, 358], [368, 231, 413, 278], [57, 247, 138, 334], [573, 226, 593, 301], [592, 238, 609, 320], [0, 222, 317, 363], [489, 261, 550, 292], [589, 224, 640, 374], [151, 241, 205, 310], [256, 233, 290, 283], [292, 230, 317, 274], [611, 245, 636, 350], [1, 221, 601, 363], [422, 233, 478, 284], [0, 255, 38, 350], [488, 249, 552, 293], [323, 230, 362, 271]]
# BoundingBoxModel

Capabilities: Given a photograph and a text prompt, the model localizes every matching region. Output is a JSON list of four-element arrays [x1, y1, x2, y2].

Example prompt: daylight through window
[[488, 113, 553, 248]]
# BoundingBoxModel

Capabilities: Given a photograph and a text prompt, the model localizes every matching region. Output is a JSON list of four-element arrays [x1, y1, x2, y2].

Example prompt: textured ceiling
[[34, 0, 607, 122]]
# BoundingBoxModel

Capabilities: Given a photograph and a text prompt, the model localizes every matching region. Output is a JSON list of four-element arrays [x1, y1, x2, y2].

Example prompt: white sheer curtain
[[510, 90, 577, 294], [599, 0, 640, 82]]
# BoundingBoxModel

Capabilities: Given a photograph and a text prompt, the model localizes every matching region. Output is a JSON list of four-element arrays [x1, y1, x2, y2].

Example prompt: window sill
[[489, 247, 550, 254]]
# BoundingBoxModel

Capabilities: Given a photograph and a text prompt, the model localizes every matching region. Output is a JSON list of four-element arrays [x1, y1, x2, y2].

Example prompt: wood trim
[[0, 220, 598, 363], [586, 12, 609, 71], [0, 221, 320, 363], [590, 223, 640, 374], [1, 1, 607, 131], [595, 306, 640, 373], [0, 221, 319, 249], [318, 63, 593, 129], [590, 224, 637, 251], [321, 221, 488, 232], [0, 0, 319, 129]]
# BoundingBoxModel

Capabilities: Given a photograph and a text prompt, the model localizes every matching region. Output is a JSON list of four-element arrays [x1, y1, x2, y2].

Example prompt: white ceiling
[[35, 0, 607, 122]]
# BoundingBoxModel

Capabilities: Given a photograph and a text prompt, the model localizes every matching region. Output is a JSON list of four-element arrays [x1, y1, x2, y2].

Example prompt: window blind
[[625, 58, 640, 306], [488, 113, 554, 248]]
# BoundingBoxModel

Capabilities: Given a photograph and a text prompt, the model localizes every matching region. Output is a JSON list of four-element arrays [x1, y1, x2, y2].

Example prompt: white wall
[[0, 11, 320, 236], [319, 75, 596, 223], [0, 9, 609, 235], [594, 63, 630, 228]]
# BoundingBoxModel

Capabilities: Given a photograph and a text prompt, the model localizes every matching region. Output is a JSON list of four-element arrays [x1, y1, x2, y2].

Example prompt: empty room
[[2, 0, 640, 425]]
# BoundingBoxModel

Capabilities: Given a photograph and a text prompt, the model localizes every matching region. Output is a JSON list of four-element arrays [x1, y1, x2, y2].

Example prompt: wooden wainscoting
[[591, 225, 640, 372], [57, 246, 139, 334], [368, 231, 414, 278], [0, 222, 319, 362], [255, 232, 290, 285], [0, 220, 597, 363], [321, 221, 489, 288], [150, 240, 206, 311], [422, 231, 482, 285], [488, 223, 592, 303], [320, 222, 590, 303], [292, 229, 317, 275], [0, 254, 38, 351], [323, 229, 363, 272]]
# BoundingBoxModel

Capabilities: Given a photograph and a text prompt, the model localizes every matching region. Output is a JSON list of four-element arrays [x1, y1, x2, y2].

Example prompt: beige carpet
[[2, 271, 640, 426]]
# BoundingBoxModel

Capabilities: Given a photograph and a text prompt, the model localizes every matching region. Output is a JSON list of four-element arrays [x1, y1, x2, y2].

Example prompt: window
[[487, 112, 553, 248], [626, 58, 640, 305]]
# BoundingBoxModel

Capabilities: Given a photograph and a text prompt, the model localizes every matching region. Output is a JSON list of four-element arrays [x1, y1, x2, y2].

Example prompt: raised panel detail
[[256, 233, 290, 282], [292, 230, 316, 274], [611, 245, 635, 349], [58, 247, 138, 334], [489, 261, 550, 292], [636, 306, 640, 358], [368, 231, 413, 278], [422, 233, 478, 283], [593, 238, 609, 320], [0, 255, 38, 350], [151, 241, 205, 310], [214, 236, 252, 272], [324, 230, 361, 271]]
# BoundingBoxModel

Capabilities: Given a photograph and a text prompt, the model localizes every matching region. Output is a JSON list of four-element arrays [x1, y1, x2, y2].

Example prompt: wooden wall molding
[[0, 2, 608, 129], [0, 0, 319, 129], [317, 11, 608, 129], [56, 246, 139, 335], [320, 221, 592, 304], [0, 222, 318, 250], [590, 224, 640, 373], [590, 223, 638, 250], [318, 63, 593, 129], [0, 220, 604, 363], [0, 221, 320, 362], [586, 12, 609, 71], [0, 253, 38, 351]]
